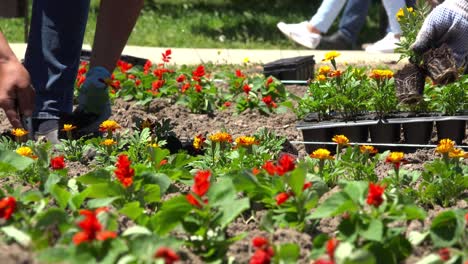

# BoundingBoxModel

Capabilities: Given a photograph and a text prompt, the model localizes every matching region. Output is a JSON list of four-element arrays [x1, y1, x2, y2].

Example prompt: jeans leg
[[382, 0, 405, 34], [24, 0, 90, 120], [310, 0, 347, 33], [338, 0, 371, 43]]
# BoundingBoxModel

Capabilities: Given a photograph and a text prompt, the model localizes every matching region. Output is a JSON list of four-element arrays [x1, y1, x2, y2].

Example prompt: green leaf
[[310, 192, 354, 219], [36, 208, 68, 230], [343, 181, 368, 204], [343, 249, 376, 264], [403, 205, 427, 220], [87, 197, 122, 209], [20, 190, 43, 203], [85, 183, 124, 198], [218, 198, 250, 229], [408, 231, 429, 246], [76, 169, 111, 185], [122, 225, 152, 237], [142, 172, 171, 195], [44, 173, 61, 194], [143, 184, 160, 203], [152, 196, 192, 235], [287, 164, 306, 196], [0, 149, 34, 172], [276, 243, 300, 263], [430, 210, 464, 247], [99, 239, 129, 264], [70, 189, 91, 210], [51, 185, 71, 209], [119, 202, 144, 220], [360, 219, 383, 241], [1, 226, 31, 247], [414, 254, 444, 264]]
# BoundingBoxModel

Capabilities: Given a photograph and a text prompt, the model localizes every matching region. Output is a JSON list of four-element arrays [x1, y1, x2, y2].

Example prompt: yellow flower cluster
[[11, 128, 28, 137], [360, 145, 378, 154], [310, 148, 334, 160], [16, 146, 36, 159], [209, 132, 232, 143], [396, 7, 414, 21], [235, 136, 258, 147], [99, 120, 121, 132], [101, 139, 117, 146], [332, 135, 349, 146], [370, 69, 394, 80], [323, 51, 341, 61], [62, 124, 77, 132], [435, 138, 455, 154], [318, 66, 331, 75], [386, 152, 405, 163]]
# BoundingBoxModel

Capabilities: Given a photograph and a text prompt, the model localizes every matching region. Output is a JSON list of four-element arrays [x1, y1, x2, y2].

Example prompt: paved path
[[10, 43, 403, 66]]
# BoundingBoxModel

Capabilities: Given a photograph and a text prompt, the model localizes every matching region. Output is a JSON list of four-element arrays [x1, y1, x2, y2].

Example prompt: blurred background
[[0, 0, 386, 49]]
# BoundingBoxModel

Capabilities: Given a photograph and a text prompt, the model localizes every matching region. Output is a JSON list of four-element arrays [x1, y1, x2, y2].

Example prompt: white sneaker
[[277, 21, 321, 49], [365, 33, 400, 53]]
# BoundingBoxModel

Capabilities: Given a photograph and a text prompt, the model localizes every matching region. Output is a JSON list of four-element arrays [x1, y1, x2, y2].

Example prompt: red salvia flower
[[326, 238, 339, 261], [235, 69, 245, 78], [0, 197, 16, 220], [265, 76, 273, 87], [438, 248, 450, 261], [314, 259, 334, 264], [143, 60, 153, 75], [262, 161, 277, 176], [262, 95, 277, 108], [366, 182, 385, 207], [154, 247, 179, 264], [194, 84, 202, 92], [159, 159, 168, 166], [117, 60, 133, 73], [224, 101, 232, 107], [243, 83, 251, 94], [252, 167, 261, 175], [250, 236, 274, 264], [72, 208, 116, 245], [153, 67, 171, 80], [76, 75, 86, 87], [276, 192, 290, 205], [303, 182, 313, 190], [152, 80, 165, 91], [128, 74, 136, 80], [192, 170, 211, 196], [114, 154, 135, 188], [192, 65, 205, 81], [176, 74, 186, 83], [275, 154, 295, 176], [162, 49, 172, 63], [78, 66, 87, 76], [181, 83, 191, 93], [252, 237, 269, 248], [50, 156, 65, 170], [186, 193, 201, 207], [135, 79, 142, 86]]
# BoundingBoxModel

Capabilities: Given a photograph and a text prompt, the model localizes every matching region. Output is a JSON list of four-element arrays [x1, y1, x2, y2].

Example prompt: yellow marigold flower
[[316, 74, 327, 82], [16, 146, 36, 159], [370, 69, 394, 80], [209, 132, 233, 143], [61, 124, 77, 132], [310, 148, 334, 160], [101, 139, 117, 146], [323, 51, 341, 61], [149, 143, 159, 148], [396, 8, 405, 20], [11, 128, 28, 137], [448, 148, 466, 158], [243, 57, 250, 63], [235, 136, 258, 147], [407, 7, 414, 12], [386, 152, 405, 163], [318, 65, 331, 75], [193, 134, 205, 150], [436, 138, 455, 154], [99, 120, 121, 132], [360, 145, 378, 154], [332, 135, 349, 146]]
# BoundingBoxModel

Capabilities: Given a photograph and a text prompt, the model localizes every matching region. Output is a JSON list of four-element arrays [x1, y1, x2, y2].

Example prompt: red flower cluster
[[192, 65, 205, 81], [0, 197, 16, 220], [438, 248, 450, 261], [50, 156, 65, 170], [275, 181, 313, 205], [366, 182, 385, 207], [117, 60, 133, 73], [243, 83, 251, 94], [114, 154, 135, 188], [250, 236, 274, 264], [143, 60, 152, 75], [72, 208, 117, 245], [236, 69, 246, 79], [262, 154, 296, 176], [265, 76, 273, 87], [154, 247, 179, 264], [326, 238, 339, 261], [162, 49, 172, 63], [176, 74, 186, 83], [186, 170, 211, 208], [76, 61, 88, 88], [262, 95, 277, 108]]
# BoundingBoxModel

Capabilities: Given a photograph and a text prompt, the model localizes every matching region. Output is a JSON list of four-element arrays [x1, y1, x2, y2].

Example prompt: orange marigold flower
[[209, 132, 232, 143], [329, 70, 342, 78], [316, 74, 327, 82], [435, 138, 455, 154], [386, 151, 405, 170], [235, 136, 258, 147], [369, 69, 394, 80], [448, 148, 467, 158], [360, 145, 378, 154], [101, 139, 117, 146], [318, 65, 331, 75], [310, 148, 334, 160], [99, 120, 121, 133], [332, 134, 349, 146], [11, 128, 28, 137], [62, 124, 77, 132]]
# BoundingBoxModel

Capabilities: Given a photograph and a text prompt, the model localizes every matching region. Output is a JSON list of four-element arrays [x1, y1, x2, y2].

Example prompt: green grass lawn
[[0, 0, 384, 49]]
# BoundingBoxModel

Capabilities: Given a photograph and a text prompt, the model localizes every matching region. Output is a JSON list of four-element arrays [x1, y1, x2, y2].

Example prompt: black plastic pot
[[403, 121, 433, 144], [300, 127, 334, 154], [334, 125, 369, 143], [369, 123, 401, 143], [436, 120, 466, 144]]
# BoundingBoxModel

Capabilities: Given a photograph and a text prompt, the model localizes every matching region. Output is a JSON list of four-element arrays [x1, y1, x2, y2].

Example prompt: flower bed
[[0, 50, 466, 264]]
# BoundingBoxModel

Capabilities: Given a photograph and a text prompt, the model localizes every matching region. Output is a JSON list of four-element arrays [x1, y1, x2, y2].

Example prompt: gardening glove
[[74, 66, 112, 134], [411, 0, 468, 68]]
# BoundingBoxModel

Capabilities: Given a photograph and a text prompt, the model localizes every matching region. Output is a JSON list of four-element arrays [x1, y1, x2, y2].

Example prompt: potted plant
[[367, 69, 401, 143], [425, 75, 468, 144]]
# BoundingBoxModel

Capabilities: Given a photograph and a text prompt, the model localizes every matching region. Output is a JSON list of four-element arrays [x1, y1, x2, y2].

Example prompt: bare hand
[[0, 59, 35, 128]]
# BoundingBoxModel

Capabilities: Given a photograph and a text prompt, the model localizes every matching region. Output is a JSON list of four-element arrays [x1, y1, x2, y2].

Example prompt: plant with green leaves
[[425, 74, 468, 115], [367, 69, 398, 119], [150, 171, 249, 262], [309, 181, 427, 264]]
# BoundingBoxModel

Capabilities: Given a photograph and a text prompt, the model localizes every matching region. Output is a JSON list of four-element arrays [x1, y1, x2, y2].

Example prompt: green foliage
[[425, 75, 468, 115]]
